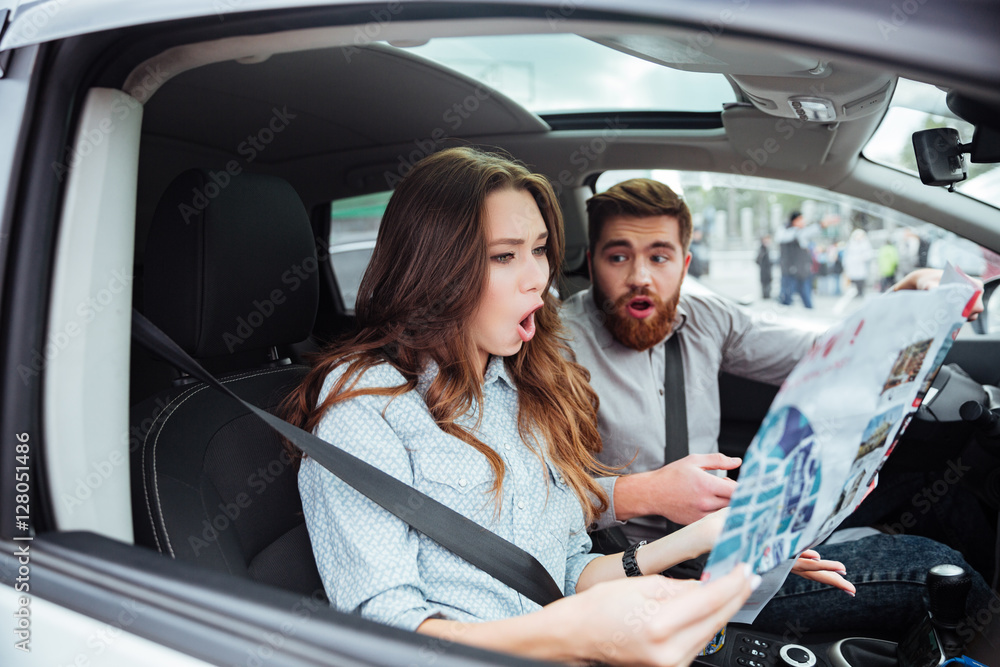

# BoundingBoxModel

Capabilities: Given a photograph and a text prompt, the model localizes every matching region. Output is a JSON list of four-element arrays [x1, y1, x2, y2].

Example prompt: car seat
[[130, 168, 326, 598]]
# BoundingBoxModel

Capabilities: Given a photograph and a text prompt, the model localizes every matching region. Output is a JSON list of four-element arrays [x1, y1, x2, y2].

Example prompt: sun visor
[[722, 106, 838, 171]]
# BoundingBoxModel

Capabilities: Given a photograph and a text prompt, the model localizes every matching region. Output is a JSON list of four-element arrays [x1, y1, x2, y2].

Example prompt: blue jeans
[[753, 534, 996, 643], [778, 275, 813, 308]]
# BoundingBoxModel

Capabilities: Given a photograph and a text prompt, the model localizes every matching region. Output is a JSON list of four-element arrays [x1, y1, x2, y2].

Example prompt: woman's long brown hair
[[282, 146, 611, 522]]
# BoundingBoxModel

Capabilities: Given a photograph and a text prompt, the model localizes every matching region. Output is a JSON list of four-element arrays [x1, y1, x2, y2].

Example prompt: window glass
[[595, 170, 997, 336], [328, 191, 391, 312], [402, 34, 736, 114], [864, 78, 1000, 209]]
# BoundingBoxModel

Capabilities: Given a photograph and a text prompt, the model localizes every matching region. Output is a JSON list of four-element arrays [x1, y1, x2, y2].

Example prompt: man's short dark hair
[[586, 179, 693, 255]]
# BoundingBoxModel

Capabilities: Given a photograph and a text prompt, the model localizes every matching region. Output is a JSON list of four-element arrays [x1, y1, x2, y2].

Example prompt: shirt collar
[[416, 355, 514, 395], [582, 286, 688, 351], [484, 355, 514, 388]]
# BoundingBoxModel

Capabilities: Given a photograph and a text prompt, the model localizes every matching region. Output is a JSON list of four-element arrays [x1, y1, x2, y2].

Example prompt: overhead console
[[731, 68, 895, 123], [589, 33, 895, 124]]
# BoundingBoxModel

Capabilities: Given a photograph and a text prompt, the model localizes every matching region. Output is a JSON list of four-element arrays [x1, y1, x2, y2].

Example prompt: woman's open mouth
[[517, 306, 542, 342], [625, 296, 655, 319]]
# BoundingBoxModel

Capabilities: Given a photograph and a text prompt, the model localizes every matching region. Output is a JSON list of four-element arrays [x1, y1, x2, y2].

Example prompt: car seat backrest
[[132, 168, 326, 599]]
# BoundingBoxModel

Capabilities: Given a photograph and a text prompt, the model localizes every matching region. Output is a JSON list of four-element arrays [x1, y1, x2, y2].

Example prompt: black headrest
[[144, 169, 319, 358]]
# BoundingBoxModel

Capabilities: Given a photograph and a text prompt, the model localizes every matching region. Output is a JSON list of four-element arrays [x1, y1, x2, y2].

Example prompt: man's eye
[[532, 245, 548, 256], [651, 255, 669, 264], [492, 252, 515, 264], [608, 254, 627, 263]]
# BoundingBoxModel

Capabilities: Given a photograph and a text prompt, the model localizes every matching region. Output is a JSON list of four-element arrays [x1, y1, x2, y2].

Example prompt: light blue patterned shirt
[[299, 356, 599, 631]]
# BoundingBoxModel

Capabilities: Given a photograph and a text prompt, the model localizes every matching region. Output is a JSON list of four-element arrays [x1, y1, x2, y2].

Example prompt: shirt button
[[517, 501, 525, 510], [659, 389, 664, 395], [458, 478, 467, 487]]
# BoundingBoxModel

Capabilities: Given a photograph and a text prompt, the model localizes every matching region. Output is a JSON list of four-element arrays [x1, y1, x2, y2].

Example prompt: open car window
[[595, 169, 1000, 334], [403, 34, 737, 115], [863, 78, 1000, 210], [329, 191, 390, 312]]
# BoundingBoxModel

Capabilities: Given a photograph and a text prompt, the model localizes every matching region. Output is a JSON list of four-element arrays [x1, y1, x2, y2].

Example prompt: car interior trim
[[43, 87, 141, 542]]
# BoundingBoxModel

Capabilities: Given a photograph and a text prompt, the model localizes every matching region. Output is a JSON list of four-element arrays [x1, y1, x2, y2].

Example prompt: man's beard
[[593, 284, 681, 352]]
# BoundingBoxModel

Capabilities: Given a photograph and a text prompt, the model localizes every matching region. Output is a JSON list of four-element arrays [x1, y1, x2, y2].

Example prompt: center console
[[694, 626, 898, 667], [694, 564, 977, 667]]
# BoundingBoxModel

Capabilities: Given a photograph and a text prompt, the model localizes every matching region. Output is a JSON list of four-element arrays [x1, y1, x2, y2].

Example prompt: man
[[560, 178, 991, 637], [777, 211, 822, 308], [687, 227, 709, 278]]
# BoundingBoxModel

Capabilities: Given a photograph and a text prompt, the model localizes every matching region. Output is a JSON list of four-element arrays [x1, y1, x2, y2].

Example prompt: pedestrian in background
[[844, 229, 874, 298], [879, 241, 899, 291], [756, 234, 773, 299], [777, 211, 820, 308]]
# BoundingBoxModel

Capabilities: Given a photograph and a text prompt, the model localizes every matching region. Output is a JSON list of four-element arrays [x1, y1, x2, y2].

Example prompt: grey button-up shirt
[[561, 286, 817, 539]]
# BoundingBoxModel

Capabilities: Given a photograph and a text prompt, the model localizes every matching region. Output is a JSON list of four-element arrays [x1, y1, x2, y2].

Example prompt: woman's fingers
[[792, 556, 845, 573], [791, 556, 856, 595], [644, 566, 758, 665], [796, 569, 857, 595]]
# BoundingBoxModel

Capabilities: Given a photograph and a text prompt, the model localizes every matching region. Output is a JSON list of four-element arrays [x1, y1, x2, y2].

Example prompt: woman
[[283, 147, 846, 665]]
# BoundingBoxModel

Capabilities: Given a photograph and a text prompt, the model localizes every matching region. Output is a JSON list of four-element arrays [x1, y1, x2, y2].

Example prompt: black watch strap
[[622, 540, 647, 577]]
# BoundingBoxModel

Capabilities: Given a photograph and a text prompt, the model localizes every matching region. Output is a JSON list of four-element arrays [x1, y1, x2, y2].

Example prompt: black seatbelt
[[661, 332, 707, 579], [591, 333, 692, 557], [663, 333, 689, 468], [131, 309, 564, 607]]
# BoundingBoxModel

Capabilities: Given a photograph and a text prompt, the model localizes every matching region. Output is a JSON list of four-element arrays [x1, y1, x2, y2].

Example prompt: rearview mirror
[[912, 128, 967, 188]]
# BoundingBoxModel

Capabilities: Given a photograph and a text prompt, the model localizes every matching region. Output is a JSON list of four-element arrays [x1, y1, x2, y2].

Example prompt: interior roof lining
[[121, 16, 852, 106]]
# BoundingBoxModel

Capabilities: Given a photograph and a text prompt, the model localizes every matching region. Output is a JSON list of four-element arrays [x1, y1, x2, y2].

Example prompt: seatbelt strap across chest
[[663, 332, 689, 466], [132, 309, 564, 607]]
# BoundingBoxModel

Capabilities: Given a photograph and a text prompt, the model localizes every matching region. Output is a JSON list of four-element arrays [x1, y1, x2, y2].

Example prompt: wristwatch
[[622, 540, 647, 577]]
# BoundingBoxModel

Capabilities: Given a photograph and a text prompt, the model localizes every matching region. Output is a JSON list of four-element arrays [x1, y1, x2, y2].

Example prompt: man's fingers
[[968, 292, 984, 320], [703, 473, 738, 500], [694, 453, 742, 471]]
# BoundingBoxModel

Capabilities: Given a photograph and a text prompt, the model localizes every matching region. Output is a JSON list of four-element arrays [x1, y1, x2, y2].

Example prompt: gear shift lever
[[927, 564, 972, 659]]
